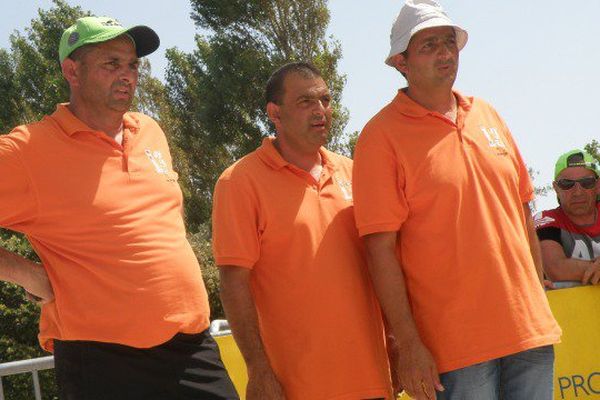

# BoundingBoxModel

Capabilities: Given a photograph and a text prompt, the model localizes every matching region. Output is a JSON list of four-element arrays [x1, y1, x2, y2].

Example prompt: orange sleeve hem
[[215, 257, 255, 269], [521, 190, 535, 203], [358, 222, 402, 237]]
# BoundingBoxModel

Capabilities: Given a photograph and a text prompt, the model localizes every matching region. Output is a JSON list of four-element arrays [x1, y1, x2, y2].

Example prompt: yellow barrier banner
[[214, 334, 248, 396], [548, 285, 600, 400], [215, 285, 600, 400]]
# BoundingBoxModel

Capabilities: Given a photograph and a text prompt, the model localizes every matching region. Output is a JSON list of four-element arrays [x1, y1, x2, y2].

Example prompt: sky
[[2, 0, 599, 212]]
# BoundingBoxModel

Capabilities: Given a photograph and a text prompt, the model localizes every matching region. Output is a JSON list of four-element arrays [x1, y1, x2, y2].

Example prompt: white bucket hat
[[385, 0, 468, 66]]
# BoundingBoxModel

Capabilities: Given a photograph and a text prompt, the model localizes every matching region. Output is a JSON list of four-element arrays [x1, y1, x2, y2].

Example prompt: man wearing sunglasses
[[535, 150, 600, 287]]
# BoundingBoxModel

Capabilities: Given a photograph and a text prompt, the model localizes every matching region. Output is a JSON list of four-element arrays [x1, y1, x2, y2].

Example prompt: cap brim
[[385, 19, 468, 66], [126, 25, 160, 58]]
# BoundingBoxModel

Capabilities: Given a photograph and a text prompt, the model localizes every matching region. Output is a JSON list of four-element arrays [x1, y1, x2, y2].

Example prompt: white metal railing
[[209, 319, 231, 336], [0, 356, 54, 400]]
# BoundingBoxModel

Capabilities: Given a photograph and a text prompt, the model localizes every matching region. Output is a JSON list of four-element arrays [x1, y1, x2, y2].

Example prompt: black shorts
[[54, 329, 239, 400]]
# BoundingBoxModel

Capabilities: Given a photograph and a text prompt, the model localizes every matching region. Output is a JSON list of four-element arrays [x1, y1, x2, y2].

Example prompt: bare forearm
[[0, 246, 53, 302], [364, 234, 421, 346], [523, 203, 544, 284], [540, 239, 600, 282], [219, 266, 286, 399], [0, 246, 36, 286], [546, 258, 594, 281], [529, 233, 544, 283], [363, 232, 443, 397], [219, 266, 271, 369]]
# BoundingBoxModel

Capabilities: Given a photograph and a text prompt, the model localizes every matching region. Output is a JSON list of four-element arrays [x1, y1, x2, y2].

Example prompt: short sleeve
[[211, 173, 260, 269], [0, 134, 37, 230], [353, 127, 409, 237]]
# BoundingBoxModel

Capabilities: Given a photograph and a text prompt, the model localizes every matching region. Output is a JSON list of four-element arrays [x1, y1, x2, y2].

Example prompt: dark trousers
[[54, 329, 239, 400]]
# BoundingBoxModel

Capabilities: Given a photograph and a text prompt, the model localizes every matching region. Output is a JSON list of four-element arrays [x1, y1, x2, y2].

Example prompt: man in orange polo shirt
[[0, 16, 238, 399], [212, 62, 393, 400], [353, 1, 561, 399]]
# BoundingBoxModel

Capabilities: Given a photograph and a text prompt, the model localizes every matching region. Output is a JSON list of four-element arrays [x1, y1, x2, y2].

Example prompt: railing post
[[32, 370, 42, 400], [0, 356, 54, 399]]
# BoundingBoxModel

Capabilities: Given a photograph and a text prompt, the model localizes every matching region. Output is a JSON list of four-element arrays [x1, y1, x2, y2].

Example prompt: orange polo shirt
[[212, 138, 392, 400], [353, 90, 561, 373], [0, 104, 210, 351]]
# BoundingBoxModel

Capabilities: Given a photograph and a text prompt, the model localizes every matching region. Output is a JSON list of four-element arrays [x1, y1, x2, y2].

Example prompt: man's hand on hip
[[23, 263, 54, 303], [0, 247, 54, 303]]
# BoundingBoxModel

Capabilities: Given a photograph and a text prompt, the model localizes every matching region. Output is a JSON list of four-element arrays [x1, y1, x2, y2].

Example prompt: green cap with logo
[[59, 16, 160, 62], [554, 149, 599, 179]]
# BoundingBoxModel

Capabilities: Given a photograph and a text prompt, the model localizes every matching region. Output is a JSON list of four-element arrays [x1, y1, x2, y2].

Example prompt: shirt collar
[[256, 137, 338, 172], [392, 88, 473, 118], [49, 103, 141, 137]]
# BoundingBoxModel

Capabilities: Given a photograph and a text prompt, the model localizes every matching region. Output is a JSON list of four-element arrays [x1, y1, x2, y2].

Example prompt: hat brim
[[126, 25, 160, 58], [385, 18, 468, 66]]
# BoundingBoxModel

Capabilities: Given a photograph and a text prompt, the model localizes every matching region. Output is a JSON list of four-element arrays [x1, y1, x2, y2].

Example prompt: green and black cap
[[59, 16, 159, 62], [554, 149, 599, 179]]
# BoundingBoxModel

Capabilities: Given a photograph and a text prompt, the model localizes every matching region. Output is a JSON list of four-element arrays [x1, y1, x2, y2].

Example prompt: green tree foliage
[[584, 140, 600, 162], [8, 0, 87, 123], [0, 50, 22, 132], [527, 167, 551, 213]]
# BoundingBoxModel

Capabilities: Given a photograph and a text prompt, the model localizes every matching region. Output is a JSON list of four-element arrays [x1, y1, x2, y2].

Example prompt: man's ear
[[266, 102, 281, 126], [61, 58, 80, 88], [391, 53, 408, 75]]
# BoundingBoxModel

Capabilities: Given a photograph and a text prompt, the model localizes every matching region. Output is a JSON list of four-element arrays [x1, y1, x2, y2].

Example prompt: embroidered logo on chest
[[145, 149, 169, 174], [480, 127, 506, 148], [145, 149, 177, 182], [334, 176, 353, 201], [479, 126, 509, 156]]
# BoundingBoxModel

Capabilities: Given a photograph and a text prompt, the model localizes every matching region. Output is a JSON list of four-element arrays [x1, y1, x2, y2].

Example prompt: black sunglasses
[[555, 177, 598, 190]]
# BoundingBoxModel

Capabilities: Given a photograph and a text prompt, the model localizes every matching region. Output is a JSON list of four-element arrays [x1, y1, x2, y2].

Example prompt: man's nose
[[313, 100, 327, 115], [120, 67, 137, 83], [438, 45, 452, 58], [573, 182, 586, 193]]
